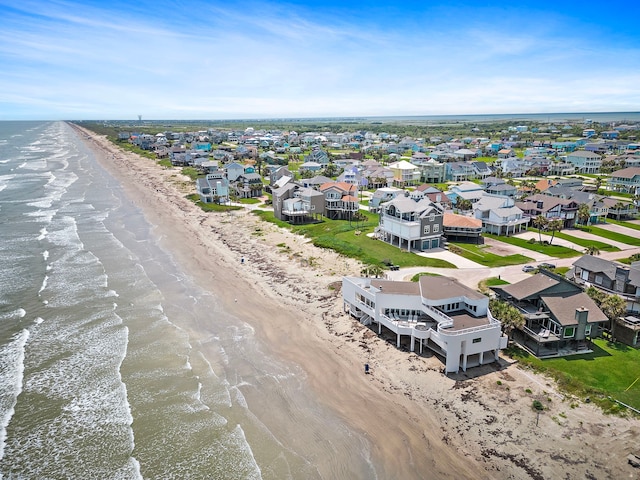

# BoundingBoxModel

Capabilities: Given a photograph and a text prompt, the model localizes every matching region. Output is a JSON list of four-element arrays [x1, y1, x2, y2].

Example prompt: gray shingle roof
[[498, 273, 561, 301], [541, 293, 607, 326]]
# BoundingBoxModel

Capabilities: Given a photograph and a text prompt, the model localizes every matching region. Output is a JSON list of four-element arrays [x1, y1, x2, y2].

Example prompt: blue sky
[[1, 0, 639, 120]]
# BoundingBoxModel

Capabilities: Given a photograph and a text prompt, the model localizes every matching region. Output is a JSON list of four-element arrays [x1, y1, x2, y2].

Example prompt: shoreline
[[72, 122, 640, 479]]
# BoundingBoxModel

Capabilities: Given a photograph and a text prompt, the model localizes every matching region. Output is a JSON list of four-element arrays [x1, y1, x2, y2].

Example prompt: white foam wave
[[0, 329, 30, 460], [38, 275, 48, 295], [37, 228, 48, 241], [42, 250, 49, 261], [34, 317, 44, 324]]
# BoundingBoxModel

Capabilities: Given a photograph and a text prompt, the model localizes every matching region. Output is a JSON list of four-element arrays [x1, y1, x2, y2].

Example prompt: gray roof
[[371, 279, 420, 295], [572, 255, 617, 279], [541, 293, 607, 326], [419, 276, 486, 301], [498, 273, 561, 301]]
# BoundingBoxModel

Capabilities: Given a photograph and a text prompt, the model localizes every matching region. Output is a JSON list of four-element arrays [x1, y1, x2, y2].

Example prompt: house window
[[424, 225, 430, 234], [472, 337, 482, 343], [585, 324, 592, 336], [564, 327, 575, 338], [434, 224, 439, 232], [430, 213, 435, 221]]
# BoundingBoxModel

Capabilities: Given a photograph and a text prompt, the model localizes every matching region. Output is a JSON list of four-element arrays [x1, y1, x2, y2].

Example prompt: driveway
[[384, 227, 640, 290]]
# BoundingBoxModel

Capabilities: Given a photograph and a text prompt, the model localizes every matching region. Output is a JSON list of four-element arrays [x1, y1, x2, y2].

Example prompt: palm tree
[[533, 215, 548, 244], [612, 201, 626, 220], [594, 176, 604, 193], [547, 219, 564, 245], [577, 203, 591, 226], [601, 294, 626, 341], [360, 264, 383, 278], [489, 299, 525, 345], [584, 245, 601, 256]]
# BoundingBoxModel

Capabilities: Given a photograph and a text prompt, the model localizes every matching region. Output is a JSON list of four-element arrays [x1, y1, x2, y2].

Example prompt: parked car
[[522, 265, 536, 272], [539, 262, 556, 269]]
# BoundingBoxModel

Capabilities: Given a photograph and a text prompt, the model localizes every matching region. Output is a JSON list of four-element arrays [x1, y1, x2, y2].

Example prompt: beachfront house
[[318, 181, 359, 220], [342, 275, 508, 373], [491, 270, 608, 357], [376, 195, 444, 251], [196, 170, 229, 204]]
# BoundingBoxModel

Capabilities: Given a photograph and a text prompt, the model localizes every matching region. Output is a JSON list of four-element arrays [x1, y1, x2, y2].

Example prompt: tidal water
[[0, 122, 375, 479]]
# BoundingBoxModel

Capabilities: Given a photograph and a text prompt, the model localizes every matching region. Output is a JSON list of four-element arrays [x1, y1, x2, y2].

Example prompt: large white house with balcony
[[342, 275, 508, 373], [376, 196, 444, 251]]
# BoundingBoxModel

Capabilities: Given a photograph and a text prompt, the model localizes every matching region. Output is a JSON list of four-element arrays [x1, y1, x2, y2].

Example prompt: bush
[[532, 400, 544, 411], [528, 238, 536, 244]]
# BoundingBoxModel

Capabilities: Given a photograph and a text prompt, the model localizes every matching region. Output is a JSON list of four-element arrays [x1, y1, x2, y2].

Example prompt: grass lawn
[[478, 276, 509, 294], [450, 242, 533, 267], [507, 338, 640, 413], [485, 233, 581, 258], [410, 272, 442, 281], [551, 230, 620, 252], [253, 210, 456, 269], [238, 197, 261, 204], [604, 218, 640, 232], [185, 194, 243, 212], [577, 225, 640, 247]]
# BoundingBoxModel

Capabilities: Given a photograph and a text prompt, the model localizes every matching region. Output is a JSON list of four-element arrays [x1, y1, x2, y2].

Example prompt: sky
[[1, 0, 639, 120]]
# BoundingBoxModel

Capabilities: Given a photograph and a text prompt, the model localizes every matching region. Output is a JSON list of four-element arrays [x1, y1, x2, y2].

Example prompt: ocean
[[0, 122, 376, 479]]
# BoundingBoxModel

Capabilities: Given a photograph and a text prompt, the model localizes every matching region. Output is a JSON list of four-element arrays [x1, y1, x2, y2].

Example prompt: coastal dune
[[72, 123, 639, 480]]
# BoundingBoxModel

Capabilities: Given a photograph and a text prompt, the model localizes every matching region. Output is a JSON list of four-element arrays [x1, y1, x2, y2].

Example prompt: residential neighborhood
[[100, 117, 640, 371]]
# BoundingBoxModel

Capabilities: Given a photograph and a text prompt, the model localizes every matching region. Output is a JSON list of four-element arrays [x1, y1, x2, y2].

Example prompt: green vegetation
[[617, 253, 640, 265], [478, 277, 509, 295], [555, 266, 570, 276], [605, 218, 640, 232], [181, 167, 203, 181], [449, 242, 533, 267], [117, 141, 157, 160], [252, 210, 456, 268], [158, 159, 173, 168], [410, 272, 442, 282], [485, 233, 582, 258], [506, 339, 640, 413], [238, 197, 261, 204], [577, 225, 640, 247], [550, 230, 620, 252], [185, 194, 242, 212]]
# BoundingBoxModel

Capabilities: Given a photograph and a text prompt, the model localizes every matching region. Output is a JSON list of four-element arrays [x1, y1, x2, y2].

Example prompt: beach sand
[[73, 124, 640, 480]]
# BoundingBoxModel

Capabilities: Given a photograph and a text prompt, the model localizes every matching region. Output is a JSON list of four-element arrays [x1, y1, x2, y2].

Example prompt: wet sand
[[73, 123, 640, 480]]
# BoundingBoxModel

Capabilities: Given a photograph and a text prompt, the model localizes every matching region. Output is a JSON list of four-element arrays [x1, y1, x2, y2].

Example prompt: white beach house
[[342, 276, 508, 373]]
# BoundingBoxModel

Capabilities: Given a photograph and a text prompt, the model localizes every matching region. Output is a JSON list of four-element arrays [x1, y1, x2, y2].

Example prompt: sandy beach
[[73, 123, 640, 480]]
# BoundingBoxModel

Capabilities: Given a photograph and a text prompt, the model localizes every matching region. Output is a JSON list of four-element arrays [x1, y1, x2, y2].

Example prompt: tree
[[455, 197, 473, 211], [533, 215, 548, 244], [612, 201, 626, 220], [577, 203, 591, 226], [360, 264, 383, 278], [489, 299, 525, 344], [594, 176, 604, 193], [547, 219, 563, 245], [601, 294, 626, 341], [584, 245, 601, 256]]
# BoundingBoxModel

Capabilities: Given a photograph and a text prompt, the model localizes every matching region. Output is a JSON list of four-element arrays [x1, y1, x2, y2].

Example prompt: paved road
[[385, 231, 640, 290]]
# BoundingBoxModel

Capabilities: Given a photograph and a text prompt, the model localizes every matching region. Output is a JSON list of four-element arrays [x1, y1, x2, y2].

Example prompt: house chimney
[[575, 306, 589, 326]]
